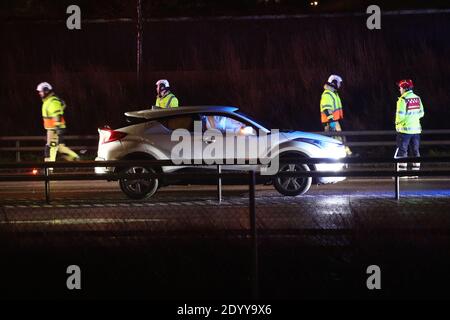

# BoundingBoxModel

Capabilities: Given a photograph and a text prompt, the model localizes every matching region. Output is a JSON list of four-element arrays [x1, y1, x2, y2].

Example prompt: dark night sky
[[1, 0, 449, 135], [1, 0, 449, 20]]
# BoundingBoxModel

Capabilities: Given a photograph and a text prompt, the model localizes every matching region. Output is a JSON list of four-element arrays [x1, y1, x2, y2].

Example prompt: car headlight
[[295, 138, 343, 149], [295, 138, 345, 159]]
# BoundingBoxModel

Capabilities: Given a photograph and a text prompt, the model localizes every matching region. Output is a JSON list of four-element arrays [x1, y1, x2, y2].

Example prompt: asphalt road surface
[[1, 178, 450, 299], [2, 177, 450, 199], [1, 178, 450, 232]]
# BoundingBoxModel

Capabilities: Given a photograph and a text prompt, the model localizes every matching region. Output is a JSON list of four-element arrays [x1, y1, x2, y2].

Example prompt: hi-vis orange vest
[[320, 89, 344, 123], [42, 94, 66, 129]]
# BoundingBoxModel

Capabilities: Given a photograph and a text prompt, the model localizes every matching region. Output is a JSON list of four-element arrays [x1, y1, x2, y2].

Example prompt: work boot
[[58, 144, 79, 161]]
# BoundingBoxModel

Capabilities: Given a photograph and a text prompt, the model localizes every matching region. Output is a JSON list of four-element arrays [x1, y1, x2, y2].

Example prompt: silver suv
[[95, 106, 346, 199]]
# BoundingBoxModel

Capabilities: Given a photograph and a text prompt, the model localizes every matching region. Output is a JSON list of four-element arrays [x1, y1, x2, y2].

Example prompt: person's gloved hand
[[328, 121, 337, 131]]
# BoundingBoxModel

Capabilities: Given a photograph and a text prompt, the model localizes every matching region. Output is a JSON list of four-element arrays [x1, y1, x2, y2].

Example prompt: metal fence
[[1, 156, 450, 201], [318, 129, 450, 147], [0, 135, 98, 162], [2, 130, 450, 162]]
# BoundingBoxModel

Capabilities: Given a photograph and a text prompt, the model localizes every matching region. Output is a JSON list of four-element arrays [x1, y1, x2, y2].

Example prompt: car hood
[[278, 130, 342, 145]]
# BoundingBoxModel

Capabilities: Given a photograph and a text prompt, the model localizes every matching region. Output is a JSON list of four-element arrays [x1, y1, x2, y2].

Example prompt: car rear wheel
[[274, 162, 312, 196], [119, 166, 159, 200]]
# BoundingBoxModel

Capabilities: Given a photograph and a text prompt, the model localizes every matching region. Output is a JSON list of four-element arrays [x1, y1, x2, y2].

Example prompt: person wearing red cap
[[394, 79, 425, 178]]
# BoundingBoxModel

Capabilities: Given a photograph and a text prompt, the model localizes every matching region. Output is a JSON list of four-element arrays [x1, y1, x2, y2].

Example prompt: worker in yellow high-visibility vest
[[37, 82, 79, 164], [154, 79, 179, 109], [320, 74, 352, 156], [394, 79, 425, 178]]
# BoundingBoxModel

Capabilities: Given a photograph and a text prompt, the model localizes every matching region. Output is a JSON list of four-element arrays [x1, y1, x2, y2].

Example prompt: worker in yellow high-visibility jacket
[[37, 82, 79, 164], [320, 74, 352, 156], [394, 79, 425, 178], [154, 79, 179, 109]]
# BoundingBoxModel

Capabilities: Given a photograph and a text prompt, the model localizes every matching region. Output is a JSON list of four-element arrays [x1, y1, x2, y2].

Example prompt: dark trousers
[[396, 133, 421, 171], [396, 133, 420, 158]]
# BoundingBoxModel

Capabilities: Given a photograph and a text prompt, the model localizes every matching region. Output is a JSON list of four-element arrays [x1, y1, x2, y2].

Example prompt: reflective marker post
[[249, 170, 258, 299], [395, 167, 400, 200], [44, 167, 51, 204], [217, 165, 222, 203], [394, 148, 400, 200]]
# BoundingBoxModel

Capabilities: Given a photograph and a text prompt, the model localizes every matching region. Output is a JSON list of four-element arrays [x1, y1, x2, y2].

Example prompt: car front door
[[200, 113, 261, 171]]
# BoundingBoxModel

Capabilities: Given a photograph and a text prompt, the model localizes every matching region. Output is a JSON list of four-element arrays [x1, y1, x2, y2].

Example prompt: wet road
[[2, 177, 450, 200], [1, 178, 450, 299], [1, 178, 450, 233]]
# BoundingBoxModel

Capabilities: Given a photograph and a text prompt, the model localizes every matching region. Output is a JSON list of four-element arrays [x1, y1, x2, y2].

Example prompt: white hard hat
[[327, 75, 343, 89], [36, 82, 53, 92], [156, 79, 170, 88]]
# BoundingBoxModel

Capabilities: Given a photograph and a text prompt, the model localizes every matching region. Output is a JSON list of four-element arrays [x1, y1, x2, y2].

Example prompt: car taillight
[[99, 129, 127, 144]]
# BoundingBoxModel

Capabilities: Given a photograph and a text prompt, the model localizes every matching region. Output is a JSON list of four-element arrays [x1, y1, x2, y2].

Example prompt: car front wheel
[[119, 166, 159, 200], [274, 162, 312, 196]]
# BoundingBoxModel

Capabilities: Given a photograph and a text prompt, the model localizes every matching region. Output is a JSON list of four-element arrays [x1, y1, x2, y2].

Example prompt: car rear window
[[157, 114, 201, 131]]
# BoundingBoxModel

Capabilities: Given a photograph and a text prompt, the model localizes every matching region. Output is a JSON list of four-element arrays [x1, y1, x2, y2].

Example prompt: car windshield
[[235, 111, 271, 132]]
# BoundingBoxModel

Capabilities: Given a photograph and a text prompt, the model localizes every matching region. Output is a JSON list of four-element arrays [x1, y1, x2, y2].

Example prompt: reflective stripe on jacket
[[320, 89, 343, 123], [42, 94, 66, 129], [395, 91, 424, 134]]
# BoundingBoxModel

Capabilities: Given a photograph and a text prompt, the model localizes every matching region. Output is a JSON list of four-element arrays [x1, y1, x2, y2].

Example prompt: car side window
[[201, 114, 256, 135], [158, 115, 200, 132]]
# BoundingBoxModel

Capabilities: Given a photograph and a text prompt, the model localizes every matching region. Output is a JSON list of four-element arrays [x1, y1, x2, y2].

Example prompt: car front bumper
[[315, 162, 346, 184]]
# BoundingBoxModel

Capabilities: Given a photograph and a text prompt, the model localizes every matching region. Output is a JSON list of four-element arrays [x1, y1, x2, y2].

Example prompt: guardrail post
[[217, 165, 222, 204], [44, 167, 51, 204], [16, 141, 21, 162], [393, 149, 400, 200], [248, 170, 258, 299], [395, 163, 400, 200]]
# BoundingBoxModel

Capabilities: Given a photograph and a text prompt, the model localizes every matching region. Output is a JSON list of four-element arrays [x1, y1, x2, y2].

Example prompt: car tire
[[119, 166, 159, 200], [273, 161, 312, 196]]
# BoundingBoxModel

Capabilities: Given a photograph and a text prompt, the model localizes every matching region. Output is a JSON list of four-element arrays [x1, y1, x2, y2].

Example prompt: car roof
[[125, 106, 239, 119]]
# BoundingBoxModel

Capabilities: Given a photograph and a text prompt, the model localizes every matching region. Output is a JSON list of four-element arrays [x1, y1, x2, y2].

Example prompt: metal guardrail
[[1, 157, 450, 202], [316, 130, 450, 147], [316, 129, 450, 136], [2, 130, 450, 162], [0, 135, 98, 162]]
